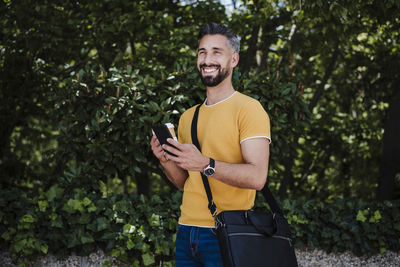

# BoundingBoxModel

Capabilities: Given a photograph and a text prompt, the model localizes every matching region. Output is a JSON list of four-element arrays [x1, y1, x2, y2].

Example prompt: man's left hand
[[162, 138, 208, 172]]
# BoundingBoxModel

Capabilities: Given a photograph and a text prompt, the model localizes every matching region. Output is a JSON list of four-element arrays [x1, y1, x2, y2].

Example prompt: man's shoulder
[[233, 92, 262, 107], [233, 92, 269, 119]]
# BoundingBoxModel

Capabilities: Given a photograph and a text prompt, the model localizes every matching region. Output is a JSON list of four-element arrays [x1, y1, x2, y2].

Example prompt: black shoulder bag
[[191, 104, 298, 267]]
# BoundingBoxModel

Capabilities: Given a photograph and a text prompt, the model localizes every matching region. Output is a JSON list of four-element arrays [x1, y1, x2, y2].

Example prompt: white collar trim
[[204, 91, 237, 107]]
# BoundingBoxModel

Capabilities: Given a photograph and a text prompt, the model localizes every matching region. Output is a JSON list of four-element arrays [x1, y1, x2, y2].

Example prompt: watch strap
[[209, 158, 215, 168]]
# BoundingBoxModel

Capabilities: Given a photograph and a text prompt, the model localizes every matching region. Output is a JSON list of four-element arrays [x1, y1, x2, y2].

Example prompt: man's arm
[[163, 137, 269, 190], [150, 135, 188, 190]]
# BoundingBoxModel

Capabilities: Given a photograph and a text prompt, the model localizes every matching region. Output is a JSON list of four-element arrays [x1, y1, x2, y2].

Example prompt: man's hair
[[198, 23, 240, 53]]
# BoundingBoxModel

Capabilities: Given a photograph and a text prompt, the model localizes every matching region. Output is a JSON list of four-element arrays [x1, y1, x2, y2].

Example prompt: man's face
[[197, 34, 238, 87]]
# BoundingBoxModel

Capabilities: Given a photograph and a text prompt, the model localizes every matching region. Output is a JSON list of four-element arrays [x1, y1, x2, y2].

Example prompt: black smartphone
[[152, 124, 177, 156]]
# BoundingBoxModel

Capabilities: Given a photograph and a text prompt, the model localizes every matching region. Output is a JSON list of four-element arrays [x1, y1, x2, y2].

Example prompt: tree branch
[[309, 40, 340, 111]]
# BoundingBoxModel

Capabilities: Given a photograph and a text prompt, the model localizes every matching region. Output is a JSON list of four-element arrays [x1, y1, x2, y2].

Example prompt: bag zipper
[[272, 235, 293, 246], [228, 233, 264, 237], [228, 233, 293, 247]]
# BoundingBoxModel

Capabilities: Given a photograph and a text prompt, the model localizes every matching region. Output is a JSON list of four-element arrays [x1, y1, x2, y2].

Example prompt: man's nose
[[203, 53, 214, 65]]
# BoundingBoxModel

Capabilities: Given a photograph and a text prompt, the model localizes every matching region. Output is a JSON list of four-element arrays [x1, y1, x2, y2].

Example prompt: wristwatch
[[203, 158, 215, 176]]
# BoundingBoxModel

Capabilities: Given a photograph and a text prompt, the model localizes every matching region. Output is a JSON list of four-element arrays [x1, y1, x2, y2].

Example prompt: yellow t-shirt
[[177, 91, 271, 227]]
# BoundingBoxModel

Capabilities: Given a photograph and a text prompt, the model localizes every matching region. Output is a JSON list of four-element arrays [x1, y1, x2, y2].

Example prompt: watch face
[[204, 168, 214, 176]]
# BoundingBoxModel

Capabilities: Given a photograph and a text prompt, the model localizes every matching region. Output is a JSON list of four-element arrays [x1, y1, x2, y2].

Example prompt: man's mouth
[[204, 68, 217, 73], [200, 64, 220, 74]]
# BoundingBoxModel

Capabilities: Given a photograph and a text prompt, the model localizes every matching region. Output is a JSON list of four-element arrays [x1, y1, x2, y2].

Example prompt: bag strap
[[191, 104, 217, 216], [190, 103, 285, 217]]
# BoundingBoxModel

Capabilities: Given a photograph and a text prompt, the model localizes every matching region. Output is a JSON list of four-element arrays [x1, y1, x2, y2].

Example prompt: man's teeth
[[204, 68, 217, 73]]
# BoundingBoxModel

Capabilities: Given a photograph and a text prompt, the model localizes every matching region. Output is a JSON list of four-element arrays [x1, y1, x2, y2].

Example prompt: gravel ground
[[1, 249, 399, 266], [295, 249, 400, 267]]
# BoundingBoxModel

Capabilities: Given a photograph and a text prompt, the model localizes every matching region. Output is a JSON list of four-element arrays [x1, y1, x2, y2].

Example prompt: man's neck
[[205, 79, 235, 105]]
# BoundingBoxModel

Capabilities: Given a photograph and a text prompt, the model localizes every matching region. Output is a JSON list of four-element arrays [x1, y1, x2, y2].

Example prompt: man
[[150, 23, 271, 266]]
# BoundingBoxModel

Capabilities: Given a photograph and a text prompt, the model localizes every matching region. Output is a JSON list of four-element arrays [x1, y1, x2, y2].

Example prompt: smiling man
[[150, 23, 271, 266], [198, 33, 233, 87]]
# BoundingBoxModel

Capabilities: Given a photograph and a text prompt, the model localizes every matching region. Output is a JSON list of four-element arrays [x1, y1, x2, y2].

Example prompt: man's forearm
[[163, 138, 270, 190], [210, 138, 269, 190], [161, 160, 188, 191], [211, 160, 268, 190]]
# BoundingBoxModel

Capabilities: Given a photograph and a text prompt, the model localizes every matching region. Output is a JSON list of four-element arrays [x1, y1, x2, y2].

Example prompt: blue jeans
[[175, 224, 224, 267]]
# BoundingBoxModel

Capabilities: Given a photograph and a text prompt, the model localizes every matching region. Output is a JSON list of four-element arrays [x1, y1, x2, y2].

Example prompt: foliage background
[[1, 0, 400, 265]]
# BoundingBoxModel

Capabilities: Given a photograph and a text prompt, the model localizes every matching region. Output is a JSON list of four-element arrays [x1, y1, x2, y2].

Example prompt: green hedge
[[266, 196, 400, 255], [1, 187, 399, 266], [0, 186, 181, 266]]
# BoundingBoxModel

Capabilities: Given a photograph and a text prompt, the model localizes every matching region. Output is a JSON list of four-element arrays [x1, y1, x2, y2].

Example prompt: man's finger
[[166, 138, 182, 149], [163, 150, 181, 164], [151, 135, 161, 146], [162, 144, 181, 158]]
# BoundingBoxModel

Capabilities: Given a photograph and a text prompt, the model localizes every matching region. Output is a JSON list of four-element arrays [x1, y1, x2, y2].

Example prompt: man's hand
[[150, 135, 189, 190], [163, 138, 209, 172], [150, 135, 168, 163]]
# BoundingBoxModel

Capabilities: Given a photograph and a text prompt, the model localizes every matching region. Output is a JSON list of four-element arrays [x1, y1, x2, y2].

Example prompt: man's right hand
[[150, 135, 189, 190], [150, 135, 168, 163]]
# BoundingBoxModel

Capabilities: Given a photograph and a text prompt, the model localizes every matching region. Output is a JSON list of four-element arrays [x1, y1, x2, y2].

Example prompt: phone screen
[[152, 124, 177, 156]]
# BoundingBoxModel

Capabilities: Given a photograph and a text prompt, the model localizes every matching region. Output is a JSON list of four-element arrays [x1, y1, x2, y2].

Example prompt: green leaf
[[80, 233, 94, 244], [12, 239, 26, 253], [126, 65, 132, 75], [46, 185, 64, 202], [96, 217, 109, 231], [105, 97, 117, 104], [126, 239, 135, 250], [40, 244, 49, 254], [110, 248, 121, 257], [50, 213, 63, 228], [149, 214, 161, 227], [356, 210, 368, 222], [1, 231, 11, 241], [19, 214, 36, 223], [369, 210, 382, 223], [78, 213, 91, 224], [87, 204, 97, 213], [63, 199, 84, 213], [38, 200, 49, 212], [142, 253, 155, 266], [82, 197, 92, 206], [280, 86, 291, 95], [123, 224, 136, 234], [78, 69, 85, 80]]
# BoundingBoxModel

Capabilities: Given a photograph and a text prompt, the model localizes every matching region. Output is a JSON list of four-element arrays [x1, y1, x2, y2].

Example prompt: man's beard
[[198, 64, 230, 87]]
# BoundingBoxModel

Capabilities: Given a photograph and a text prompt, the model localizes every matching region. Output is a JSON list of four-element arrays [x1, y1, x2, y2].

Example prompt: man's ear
[[231, 52, 239, 68]]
